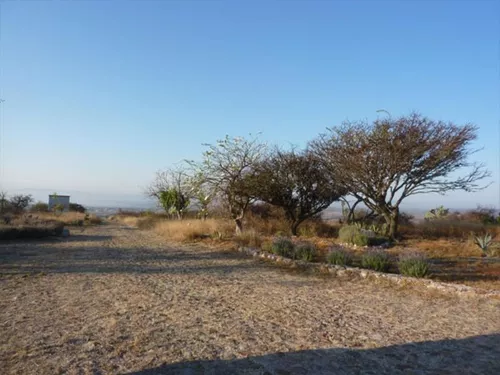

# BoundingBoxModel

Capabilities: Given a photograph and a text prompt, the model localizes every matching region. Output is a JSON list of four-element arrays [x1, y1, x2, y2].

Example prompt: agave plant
[[474, 233, 493, 255]]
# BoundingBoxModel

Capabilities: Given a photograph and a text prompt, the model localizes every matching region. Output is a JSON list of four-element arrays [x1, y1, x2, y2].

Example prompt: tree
[[0, 191, 9, 213], [310, 112, 490, 238], [147, 167, 190, 219], [186, 172, 214, 220], [9, 194, 34, 213], [189, 135, 266, 234], [254, 148, 346, 235], [31, 201, 49, 212]]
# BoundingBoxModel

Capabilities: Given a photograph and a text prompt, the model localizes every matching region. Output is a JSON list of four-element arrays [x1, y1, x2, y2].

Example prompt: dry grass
[[35, 212, 103, 226], [153, 219, 235, 242]]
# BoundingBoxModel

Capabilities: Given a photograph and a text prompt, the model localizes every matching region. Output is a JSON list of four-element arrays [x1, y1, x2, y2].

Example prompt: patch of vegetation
[[338, 225, 369, 246], [361, 250, 392, 272], [473, 233, 495, 257], [235, 230, 262, 248], [0, 221, 65, 240], [327, 247, 353, 266], [271, 237, 295, 258], [398, 253, 430, 278], [294, 241, 316, 261]]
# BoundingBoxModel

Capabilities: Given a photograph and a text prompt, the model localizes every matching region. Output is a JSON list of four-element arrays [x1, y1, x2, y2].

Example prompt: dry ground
[[1, 224, 499, 374]]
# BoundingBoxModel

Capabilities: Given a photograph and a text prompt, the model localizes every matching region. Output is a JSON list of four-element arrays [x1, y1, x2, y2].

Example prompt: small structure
[[48, 194, 70, 212]]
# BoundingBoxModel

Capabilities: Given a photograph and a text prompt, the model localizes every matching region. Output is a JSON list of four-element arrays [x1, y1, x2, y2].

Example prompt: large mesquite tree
[[310, 112, 490, 238], [190, 135, 266, 234], [254, 148, 346, 235]]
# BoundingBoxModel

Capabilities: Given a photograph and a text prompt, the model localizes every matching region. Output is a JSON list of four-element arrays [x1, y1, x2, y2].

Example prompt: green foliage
[[473, 233, 493, 256], [159, 189, 190, 218], [398, 253, 430, 278], [327, 247, 353, 266], [425, 206, 449, 221], [294, 242, 316, 261], [271, 237, 295, 258], [361, 250, 392, 272], [31, 202, 49, 212], [338, 225, 369, 246]]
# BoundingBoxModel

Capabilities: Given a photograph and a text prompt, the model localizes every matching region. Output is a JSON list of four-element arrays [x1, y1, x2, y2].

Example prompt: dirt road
[[1, 224, 499, 374]]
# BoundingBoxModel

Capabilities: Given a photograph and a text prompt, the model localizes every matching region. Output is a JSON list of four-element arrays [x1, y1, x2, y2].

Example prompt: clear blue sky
[[0, 0, 499, 208]]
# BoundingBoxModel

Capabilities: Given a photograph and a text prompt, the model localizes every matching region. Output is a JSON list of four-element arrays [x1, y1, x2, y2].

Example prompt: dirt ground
[[1, 224, 499, 374]]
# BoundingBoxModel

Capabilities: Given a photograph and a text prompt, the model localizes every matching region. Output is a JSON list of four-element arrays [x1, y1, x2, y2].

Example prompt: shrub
[[339, 225, 369, 246], [361, 250, 391, 272], [271, 237, 295, 258], [473, 233, 494, 256], [235, 230, 262, 248], [327, 247, 353, 266], [294, 241, 316, 261], [424, 206, 449, 221], [0, 221, 64, 240], [31, 202, 49, 213], [69, 203, 87, 213], [398, 253, 430, 278]]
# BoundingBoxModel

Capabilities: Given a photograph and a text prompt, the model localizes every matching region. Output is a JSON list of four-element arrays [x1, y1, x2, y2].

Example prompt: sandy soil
[[1, 224, 499, 374]]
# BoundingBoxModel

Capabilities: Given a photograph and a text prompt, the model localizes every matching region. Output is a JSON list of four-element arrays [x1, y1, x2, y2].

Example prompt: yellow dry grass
[[153, 219, 234, 242]]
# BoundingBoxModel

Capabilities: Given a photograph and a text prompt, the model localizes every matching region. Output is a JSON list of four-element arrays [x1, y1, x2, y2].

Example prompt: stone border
[[238, 246, 500, 298]]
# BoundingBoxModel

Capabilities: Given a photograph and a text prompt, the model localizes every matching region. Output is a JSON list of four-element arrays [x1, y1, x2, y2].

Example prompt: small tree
[[189, 135, 266, 234], [0, 191, 9, 213], [254, 148, 346, 235], [9, 194, 34, 213], [69, 203, 87, 213], [147, 167, 190, 219], [311, 112, 490, 238], [31, 202, 49, 212], [186, 172, 214, 220]]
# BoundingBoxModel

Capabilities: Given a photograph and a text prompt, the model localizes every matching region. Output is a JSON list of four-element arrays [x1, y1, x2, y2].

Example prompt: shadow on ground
[[127, 334, 500, 375]]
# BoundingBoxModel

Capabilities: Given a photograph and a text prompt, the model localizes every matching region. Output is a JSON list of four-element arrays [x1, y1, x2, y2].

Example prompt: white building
[[48, 194, 70, 212]]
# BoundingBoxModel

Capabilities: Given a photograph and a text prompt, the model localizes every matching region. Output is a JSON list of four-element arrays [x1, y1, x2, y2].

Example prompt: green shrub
[[339, 225, 369, 246], [294, 242, 316, 261], [361, 250, 391, 272], [327, 247, 353, 266], [30, 202, 49, 213], [271, 237, 295, 258], [398, 253, 430, 278]]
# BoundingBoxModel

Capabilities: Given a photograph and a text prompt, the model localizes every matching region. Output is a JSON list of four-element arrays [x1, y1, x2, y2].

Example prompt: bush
[[271, 237, 295, 258], [361, 250, 391, 272], [69, 203, 86, 213], [327, 247, 353, 266], [0, 221, 64, 240], [398, 253, 430, 278], [31, 202, 49, 213], [339, 225, 369, 246], [235, 230, 262, 248], [294, 241, 316, 261]]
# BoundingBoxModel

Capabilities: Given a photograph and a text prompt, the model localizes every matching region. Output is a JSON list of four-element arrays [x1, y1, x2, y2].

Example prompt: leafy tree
[[254, 148, 346, 235], [186, 172, 214, 220], [189, 135, 266, 234], [31, 201, 49, 212], [147, 167, 190, 219], [9, 194, 34, 213], [310, 112, 489, 238]]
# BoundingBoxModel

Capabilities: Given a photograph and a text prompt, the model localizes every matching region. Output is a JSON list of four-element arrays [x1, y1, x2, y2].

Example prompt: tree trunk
[[291, 222, 300, 236], [388, 209, 399, 239], [235, 218, 243, 235]]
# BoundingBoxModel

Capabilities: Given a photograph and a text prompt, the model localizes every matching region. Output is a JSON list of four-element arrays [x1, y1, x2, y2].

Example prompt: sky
[[0, 0, 499, 209]]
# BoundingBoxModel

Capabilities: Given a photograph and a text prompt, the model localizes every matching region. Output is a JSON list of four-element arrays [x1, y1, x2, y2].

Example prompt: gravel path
[[1, 224, 499, 374]]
